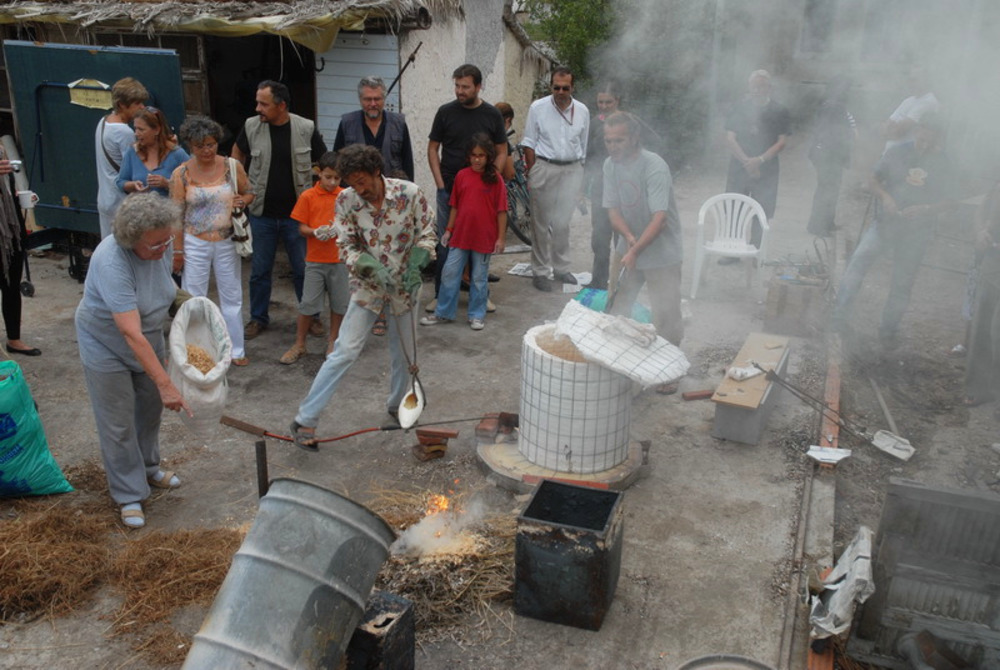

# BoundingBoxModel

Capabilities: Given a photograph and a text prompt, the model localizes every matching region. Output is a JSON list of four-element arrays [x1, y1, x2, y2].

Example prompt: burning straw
[[368, 488, 516, 641]]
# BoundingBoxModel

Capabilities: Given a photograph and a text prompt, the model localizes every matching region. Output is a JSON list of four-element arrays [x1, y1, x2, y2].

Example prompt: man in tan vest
[[232, 80, 327, 339]]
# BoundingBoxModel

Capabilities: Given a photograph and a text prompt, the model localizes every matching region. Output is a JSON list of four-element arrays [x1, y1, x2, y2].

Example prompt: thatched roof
[[0, 0, 462, 51]]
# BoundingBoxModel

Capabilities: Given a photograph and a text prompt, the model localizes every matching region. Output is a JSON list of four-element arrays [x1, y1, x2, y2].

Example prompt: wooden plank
[[712, 332, 790, 409], [819, 337, 842, 450], [807, 646, 834, 670]]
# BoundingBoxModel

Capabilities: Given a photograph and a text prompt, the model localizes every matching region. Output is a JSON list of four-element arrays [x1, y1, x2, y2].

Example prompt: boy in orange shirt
[[280, 152, 349, 364]]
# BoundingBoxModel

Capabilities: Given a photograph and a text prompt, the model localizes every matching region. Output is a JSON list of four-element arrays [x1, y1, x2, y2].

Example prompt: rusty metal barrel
[[183, 478, 395, 670]]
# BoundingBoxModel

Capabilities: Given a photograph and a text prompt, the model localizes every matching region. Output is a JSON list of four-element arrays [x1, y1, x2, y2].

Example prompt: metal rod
[[222, 413, 486, 445], [753, 363, 870, 441], [386, 41, 423, 96], [254, 440, 269, 498]]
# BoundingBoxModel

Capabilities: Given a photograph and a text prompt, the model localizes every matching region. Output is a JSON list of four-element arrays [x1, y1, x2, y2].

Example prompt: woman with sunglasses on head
[[116, 107, 189, 199], [75, 193, 192, 530], [170, 115, 255, 366]]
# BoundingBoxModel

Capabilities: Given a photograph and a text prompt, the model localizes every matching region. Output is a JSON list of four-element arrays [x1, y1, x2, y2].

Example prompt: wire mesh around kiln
[[519, 324, 633, 474]]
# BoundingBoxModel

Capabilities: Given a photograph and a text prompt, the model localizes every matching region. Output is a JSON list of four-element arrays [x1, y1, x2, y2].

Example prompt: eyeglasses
[[552, 86, 572, 91], [145, 239, 172, 253]]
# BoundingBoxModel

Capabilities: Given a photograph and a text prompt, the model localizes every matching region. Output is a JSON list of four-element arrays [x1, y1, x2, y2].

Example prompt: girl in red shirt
[[421, 134, 507, 330]]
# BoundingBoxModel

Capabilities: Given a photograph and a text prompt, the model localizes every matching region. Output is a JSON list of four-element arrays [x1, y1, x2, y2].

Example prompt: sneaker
[[245, 320, 265, 340], [486, 298, 497, 313], [532, 276, 553, 292], [470, 318, 485, 331], [420, 315, 451, 326], [279, 344, 306, 365], [488, 273, 500, 283], [554, 271, 578, 285], [309, 318, 325, 338], [425, 299, 438, 313]]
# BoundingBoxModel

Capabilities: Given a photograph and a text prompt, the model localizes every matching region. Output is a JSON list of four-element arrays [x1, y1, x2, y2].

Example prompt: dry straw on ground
[[368, 488, 517, 642], [111, 528, 244, 664], [1, 460, 244, 664], [0, 501, 112, 622]]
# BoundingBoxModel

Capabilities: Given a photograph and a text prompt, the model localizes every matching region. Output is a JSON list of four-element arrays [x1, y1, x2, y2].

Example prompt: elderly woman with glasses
[[75, 193, 191, 529]]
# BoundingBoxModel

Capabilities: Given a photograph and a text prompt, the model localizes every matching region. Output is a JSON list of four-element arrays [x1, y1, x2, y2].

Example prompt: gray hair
[[179, 115, 223, 147], [749, 69, 771, 85], [113, 193, 181, 248], [358, 76, 386, 97]]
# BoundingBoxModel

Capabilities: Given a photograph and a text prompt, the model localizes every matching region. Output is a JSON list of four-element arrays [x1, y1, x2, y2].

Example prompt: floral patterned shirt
[[334, 177, 437, 315]]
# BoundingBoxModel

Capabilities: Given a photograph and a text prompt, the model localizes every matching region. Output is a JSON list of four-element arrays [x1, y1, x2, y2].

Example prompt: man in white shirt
[[882, 67, 939, 153], [521, 67, 589, 292]]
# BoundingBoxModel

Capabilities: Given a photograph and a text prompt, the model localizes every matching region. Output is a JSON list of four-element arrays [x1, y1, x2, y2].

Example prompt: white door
[[315, 33, 400, 144]]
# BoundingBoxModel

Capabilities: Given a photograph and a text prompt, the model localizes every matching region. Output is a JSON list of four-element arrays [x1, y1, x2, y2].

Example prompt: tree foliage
[[522, 0, 617, 84]]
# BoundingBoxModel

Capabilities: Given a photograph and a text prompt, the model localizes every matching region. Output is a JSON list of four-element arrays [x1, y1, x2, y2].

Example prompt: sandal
[[371, 315, 387, 337], [279, 344, 306, 365], [148, 470, 180, 489], [290, 421, 319, 453], [231, 356, 249, 367], [120, 503, 145, 529]]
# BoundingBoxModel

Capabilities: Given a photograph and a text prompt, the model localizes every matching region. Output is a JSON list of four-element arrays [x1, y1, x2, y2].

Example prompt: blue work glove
[[355, 252, 391, 289], [403, 247, 432, 294]]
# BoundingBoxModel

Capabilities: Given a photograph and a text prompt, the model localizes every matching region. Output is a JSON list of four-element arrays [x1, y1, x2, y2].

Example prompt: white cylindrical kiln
[[519, 324, 632, 474]]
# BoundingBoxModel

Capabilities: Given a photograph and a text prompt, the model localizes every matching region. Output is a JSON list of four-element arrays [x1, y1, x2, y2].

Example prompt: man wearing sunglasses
[[521, 67, 590, 291]]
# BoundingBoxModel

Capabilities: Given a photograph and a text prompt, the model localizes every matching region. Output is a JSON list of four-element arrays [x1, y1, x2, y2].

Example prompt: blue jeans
[[833, 220, 932, 338], [248, 214, 306, 325], [295, 301, 416, 428], [437, 248, 491, 321], [434, 187, 452, 297]]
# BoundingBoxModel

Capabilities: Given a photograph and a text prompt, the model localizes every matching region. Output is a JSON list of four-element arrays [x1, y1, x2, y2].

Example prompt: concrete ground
[[0, 136, 865, 669]]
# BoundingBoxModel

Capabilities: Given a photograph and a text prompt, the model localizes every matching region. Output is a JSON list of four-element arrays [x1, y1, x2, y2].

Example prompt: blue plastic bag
[[573, 287, 652, 323], [0, 360, 73, 496]]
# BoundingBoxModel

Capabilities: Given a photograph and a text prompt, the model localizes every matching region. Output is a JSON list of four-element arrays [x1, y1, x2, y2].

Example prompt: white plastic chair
[[690, 193, 769, 299]]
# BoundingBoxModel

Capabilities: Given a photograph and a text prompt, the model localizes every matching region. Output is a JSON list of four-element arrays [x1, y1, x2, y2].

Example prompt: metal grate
[[848, 478, 1000, 668]]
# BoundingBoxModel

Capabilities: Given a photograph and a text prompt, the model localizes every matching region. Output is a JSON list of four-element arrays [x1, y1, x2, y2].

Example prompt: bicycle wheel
[[507, 179, 532, 246]]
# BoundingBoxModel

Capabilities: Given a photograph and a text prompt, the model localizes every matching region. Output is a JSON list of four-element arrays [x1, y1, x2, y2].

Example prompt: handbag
[[227, 157, 252, 258]]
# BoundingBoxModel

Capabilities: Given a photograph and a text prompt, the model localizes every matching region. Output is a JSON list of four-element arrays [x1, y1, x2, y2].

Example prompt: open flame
[[425, 493, 450, 516], [391, 492, 484, 558]]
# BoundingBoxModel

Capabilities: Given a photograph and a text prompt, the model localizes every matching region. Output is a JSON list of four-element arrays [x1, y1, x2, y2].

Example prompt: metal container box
[[345, 590, 415, 670], [514, 479, 624, 630]]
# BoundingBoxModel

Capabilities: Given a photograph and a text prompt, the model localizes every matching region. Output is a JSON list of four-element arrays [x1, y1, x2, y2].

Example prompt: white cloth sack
[[554, 299, 689, 387], [168, 297, 232, 439]]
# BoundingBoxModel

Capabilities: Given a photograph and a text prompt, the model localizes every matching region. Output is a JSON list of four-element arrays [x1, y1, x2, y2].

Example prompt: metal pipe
[[254, 440, 269, 498]]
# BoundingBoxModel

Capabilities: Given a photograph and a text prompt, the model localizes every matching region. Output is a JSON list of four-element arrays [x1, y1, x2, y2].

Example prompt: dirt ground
[[0, 129, 994, 670]]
